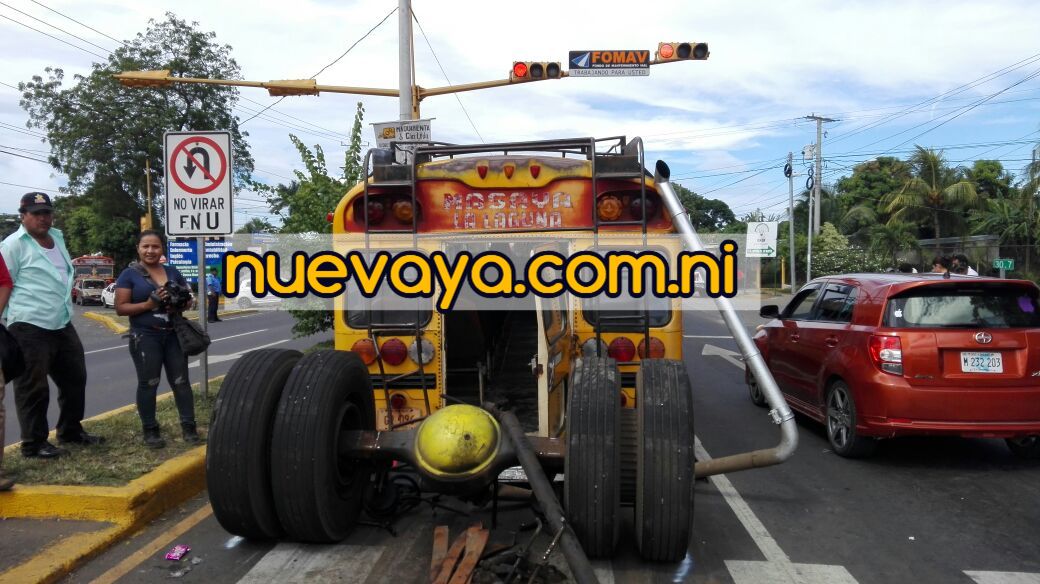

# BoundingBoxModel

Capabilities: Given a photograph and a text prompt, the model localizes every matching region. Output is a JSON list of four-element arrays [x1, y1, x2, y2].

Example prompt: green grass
[[4, 379, 219, 487], [303, 339, 335, 354]]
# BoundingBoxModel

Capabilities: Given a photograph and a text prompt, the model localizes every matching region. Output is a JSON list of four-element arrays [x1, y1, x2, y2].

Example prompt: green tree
[[836, 157, 912, 243], [18, 13, 253, 260], [235, 217, 276, 234], [883, 147, 978, 248], [811, 222, 887, 276], [964, 160, 1013, 199], [255, 102, 365, 336], [868, 221, 919, 268], [672, 183, 737, 232], [971, 193, 1039, 274]]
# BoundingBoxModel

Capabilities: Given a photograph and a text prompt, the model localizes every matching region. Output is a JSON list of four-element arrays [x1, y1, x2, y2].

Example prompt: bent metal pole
[[654, 160, 798, 478]]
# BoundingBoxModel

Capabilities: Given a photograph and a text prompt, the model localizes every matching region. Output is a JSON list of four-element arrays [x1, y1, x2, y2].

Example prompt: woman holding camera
[[115, 230, 199, 448]]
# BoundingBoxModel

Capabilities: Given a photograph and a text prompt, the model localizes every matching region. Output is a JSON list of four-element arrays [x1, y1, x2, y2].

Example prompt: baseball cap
[[19, 192, 53, 213]]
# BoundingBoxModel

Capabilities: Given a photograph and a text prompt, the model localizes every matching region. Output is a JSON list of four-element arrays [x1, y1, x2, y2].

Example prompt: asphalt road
[[3, 305, 327, 446], [60, 304, 1040, 582]]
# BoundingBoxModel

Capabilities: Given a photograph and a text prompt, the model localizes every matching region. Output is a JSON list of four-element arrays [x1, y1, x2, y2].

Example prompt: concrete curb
[[0, 447, 206, 584], [82, 308, 258, 336]]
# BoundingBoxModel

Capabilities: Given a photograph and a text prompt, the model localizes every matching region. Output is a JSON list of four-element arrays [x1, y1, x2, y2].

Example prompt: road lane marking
[[84, 328, 269, 355], [188, 339, 290, 369], [695, 437, 859, 584], [965, 572, 1040, 584], [90, 503, 213, 584], [701, 343, 745, 369]]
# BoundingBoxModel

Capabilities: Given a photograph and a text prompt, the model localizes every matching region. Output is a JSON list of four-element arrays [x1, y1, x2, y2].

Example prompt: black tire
[[826, 380, 877, 458], [747, 367, 767, 407], [619, 406, 637, 505], [1006, 436, 1040, 459], [237, 296, 253, 309], [635, 359, 695, 562], [270, 350, 375, 543], [564, 356, 621, 558], [207, 348, 302, 539]]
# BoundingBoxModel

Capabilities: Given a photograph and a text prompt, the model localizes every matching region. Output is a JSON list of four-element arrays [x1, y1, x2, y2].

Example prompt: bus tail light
[[408, 338, 435, 365], [869, 335, 902, 375], [380, 339, 408, 365], [477, 165, 488, 179], [597, 195, 623, 221], [351, 339, 377, 365], [367, 201, 385, 225], [530, 165, 541, 178], [389, 393, 407, 410], [503, 164, 515, 179], [638, 338, 666, 359], [392, 199, 414, 224], [607, 337, 636, 362], [326, 212, 334, 223]]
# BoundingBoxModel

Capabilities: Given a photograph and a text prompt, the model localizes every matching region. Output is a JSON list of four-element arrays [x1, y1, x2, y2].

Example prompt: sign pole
[[198, 236, 209, 398], [1000, 267, 1006, 279]]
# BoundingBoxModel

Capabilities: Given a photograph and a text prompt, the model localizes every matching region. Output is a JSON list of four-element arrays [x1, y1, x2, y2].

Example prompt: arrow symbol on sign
[[701, 343, 744, 369], [749, 246, 775, 255], [184, 146, 211, 179]]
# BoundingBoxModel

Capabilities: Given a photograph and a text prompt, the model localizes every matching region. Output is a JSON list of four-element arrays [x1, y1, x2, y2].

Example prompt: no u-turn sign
[[164, 131, 234, 236]]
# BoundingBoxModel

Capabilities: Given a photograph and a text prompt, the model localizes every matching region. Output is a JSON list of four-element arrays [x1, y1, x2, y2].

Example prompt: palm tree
[[869, 221, 918, 267], [972, 187, 1040, 273], [883, 147, 978, 249]]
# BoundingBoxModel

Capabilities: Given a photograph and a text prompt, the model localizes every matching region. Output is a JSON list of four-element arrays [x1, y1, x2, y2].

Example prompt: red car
[[748, 273, 1040, 458]]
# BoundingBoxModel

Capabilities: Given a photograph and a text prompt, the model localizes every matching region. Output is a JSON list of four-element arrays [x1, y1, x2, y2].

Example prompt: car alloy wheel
[[825, 381, 876, 458]]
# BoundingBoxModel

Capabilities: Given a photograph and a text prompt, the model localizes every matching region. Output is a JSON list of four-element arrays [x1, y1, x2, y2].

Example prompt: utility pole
[[142, 158, 154, 230], [398, 0, 415, 120], [785, 152, 796, 290], [805, 114, 836, 234]]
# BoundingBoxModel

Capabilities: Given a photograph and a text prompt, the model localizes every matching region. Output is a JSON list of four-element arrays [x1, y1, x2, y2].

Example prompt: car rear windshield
[[83, 280, 105, 289], [884, 284, 1040, 328]]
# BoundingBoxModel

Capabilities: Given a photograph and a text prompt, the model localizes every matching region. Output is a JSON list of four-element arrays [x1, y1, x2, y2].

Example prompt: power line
[[0, 148, 49, 163], [0, 13, 107, 59], [412, 8, 484, 143], [0, 1, 114, 53], [27, 0, 123, 45], [0, 180, 62, 193]]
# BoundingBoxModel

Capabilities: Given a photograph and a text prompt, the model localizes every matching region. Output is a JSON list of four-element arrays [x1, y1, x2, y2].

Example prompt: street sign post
[[163, 131, 234, 237], [372, 118, 433, 163], [568, 50, 650, 77], [993, 258, 1014, 278], [745, 222, 779, 258]]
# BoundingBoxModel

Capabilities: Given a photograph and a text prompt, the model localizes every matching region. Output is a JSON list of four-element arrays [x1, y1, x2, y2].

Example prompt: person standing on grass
[[1, 192, 104, 460], [114, 230, 199, 449], [0, 253, 14, 490], [206, 266, 222, 323]]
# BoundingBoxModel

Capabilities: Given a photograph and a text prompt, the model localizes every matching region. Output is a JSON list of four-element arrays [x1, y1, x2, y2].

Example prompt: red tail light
[[351, 339, 377, 365], [638, 338, 666, 359], [366, 201, 385, 225], [380, 339, 408, 365], [326, 212, 334, 223], [530, 165, 541, 178], [607, 337, 636, 362], [477, 165, 488, 179], [869, 335, 903, 375], [503, 164, 515, 178], [389, 393, 407, 410]]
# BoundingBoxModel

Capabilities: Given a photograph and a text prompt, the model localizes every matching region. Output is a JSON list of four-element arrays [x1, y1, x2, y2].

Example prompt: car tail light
[[597, 195, 623, 221], [389, 393, 407, 410], [408, 338, 435, 365], [638, 337, 666, 359], [380, 339, 408, 365], [607, 337, 636, 362], [582, 338, 608, 357], [351, 339, 377, 365], [392, 199, 414, 224], [869, 335, 903, 375]]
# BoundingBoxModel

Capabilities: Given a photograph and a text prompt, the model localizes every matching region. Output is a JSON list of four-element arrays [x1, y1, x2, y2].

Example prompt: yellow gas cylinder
[[414, 404, 500, 478]]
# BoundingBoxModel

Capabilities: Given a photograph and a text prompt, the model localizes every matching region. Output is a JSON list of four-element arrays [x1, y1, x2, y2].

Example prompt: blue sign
[[167, 238, 232, 283]]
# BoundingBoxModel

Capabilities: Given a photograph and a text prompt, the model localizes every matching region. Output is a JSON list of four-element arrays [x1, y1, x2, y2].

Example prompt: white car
[[232, 279, 282, 309], [101, 283, 117, 308]]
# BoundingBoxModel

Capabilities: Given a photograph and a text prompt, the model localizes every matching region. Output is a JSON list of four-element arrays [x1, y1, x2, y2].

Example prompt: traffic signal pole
[[398, 0, 416, 120]]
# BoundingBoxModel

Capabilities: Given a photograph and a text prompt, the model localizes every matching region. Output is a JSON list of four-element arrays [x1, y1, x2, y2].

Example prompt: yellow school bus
[[208, 136, 796, 568]]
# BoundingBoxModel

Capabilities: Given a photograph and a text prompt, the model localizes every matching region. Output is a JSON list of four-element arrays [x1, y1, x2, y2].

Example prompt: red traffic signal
[[656, 42, 709, 63], [511, 61, 563, 82]]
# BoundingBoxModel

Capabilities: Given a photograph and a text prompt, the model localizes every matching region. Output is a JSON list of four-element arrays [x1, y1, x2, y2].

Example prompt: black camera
[[151, 281, 194, 312]]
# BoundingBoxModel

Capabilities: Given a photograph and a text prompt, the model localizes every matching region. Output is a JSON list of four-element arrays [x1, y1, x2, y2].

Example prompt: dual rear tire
[[208, 349, 374, 542], [565, 357, 695, 562]]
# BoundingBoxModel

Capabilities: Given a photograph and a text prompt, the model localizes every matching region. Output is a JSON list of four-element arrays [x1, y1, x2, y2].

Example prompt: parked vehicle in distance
[[232, 278, 282, 309], [749, 273, 1040, 459], [72, 277, 107, 306], [101, 283, 116, 308]]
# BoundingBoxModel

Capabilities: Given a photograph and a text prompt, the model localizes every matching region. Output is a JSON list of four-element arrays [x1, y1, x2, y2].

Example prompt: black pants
[[128, 329, 195, 429], [8, 322, 87, 450], [208, 293, 219, 321]]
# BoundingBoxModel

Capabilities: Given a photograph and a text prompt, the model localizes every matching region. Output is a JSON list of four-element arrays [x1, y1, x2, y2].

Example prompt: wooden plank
[[430, 526, 450, 583], [432, 528, 471, 584], [448, 528, 490, 584]]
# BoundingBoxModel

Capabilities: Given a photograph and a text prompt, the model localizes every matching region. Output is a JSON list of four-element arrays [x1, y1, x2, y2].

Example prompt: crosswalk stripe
[[238, 543, 385, 583]]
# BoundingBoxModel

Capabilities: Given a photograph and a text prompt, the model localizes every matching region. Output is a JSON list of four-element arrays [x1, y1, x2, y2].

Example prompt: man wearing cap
[[0, 192, 104, 459]]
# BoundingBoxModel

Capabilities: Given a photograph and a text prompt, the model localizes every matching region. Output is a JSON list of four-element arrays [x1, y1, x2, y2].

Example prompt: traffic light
[[511, 61, 563, 82], [655, 42, 709, 62]]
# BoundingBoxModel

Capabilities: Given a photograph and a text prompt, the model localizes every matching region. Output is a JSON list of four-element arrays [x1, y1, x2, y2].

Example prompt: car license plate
[[960, 351, 1003, 373], [377, 407, 422, 429]]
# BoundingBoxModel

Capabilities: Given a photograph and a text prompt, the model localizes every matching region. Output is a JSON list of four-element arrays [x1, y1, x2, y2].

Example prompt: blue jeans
[[128, 329, 195, 429]]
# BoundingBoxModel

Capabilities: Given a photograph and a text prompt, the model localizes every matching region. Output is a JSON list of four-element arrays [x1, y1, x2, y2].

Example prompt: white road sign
[[372, 119, 433, 163], [164, 131, 233, 236], [745, 221, 779, 258]]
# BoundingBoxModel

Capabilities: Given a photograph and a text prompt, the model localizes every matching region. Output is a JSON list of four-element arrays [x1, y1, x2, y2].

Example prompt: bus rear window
[[884, 284, 1040, 328]]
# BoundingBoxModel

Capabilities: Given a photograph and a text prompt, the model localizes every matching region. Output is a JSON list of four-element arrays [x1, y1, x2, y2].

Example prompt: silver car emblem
[[974, 332, 993, 344]]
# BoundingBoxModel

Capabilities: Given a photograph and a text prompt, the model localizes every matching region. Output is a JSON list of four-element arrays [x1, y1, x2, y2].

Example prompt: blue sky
[[2, 0, 1039, 227]]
